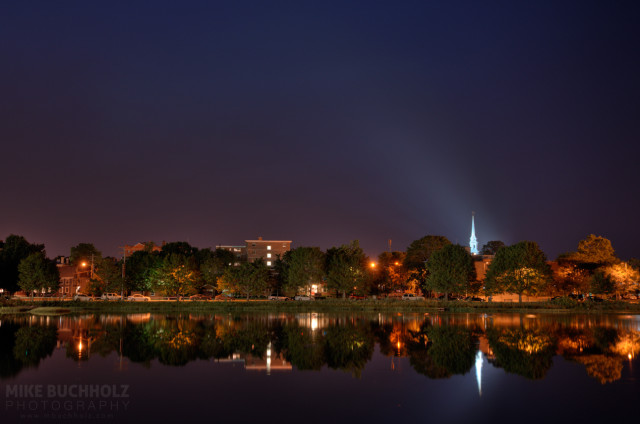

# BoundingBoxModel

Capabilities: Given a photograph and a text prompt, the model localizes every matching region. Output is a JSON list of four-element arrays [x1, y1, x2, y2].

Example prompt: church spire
[[470, 212, 479, 255]]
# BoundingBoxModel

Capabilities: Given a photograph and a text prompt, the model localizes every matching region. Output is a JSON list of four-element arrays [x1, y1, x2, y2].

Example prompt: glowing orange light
[[81, 262, 87, 267], [370, 262, 376, 268], [394, 262, 400, 266]]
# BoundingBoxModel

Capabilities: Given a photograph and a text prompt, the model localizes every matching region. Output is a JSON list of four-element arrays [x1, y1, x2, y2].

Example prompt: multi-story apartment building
[[245, 237, 292, 267]]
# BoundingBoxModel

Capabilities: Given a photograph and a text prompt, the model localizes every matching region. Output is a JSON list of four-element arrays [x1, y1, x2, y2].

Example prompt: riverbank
[[2, 298, 640, 315]]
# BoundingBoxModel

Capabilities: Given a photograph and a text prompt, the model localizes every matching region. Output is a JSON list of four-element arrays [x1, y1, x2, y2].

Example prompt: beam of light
[[475, 350, 483, 397]]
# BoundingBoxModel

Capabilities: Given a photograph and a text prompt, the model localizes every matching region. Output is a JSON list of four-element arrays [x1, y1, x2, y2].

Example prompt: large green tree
[[284, 247, 325, 295], [198, 248, 237, 289], [89, 257, 124, 296], [148, 254, 201, 299], [404, 235, 451, 270], [485, 241, 551, 303], [218, 260, 270, 299], [17, 252, 59, 298], [325, 241, 368, 298], [425, 244, 476, 300], [124, 250, 161, 292], [0, 235, 45, 293]]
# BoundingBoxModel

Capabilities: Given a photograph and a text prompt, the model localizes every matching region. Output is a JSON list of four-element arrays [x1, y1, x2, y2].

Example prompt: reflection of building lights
[[311, 316, 318, 331], [629, 353, 633, 360]]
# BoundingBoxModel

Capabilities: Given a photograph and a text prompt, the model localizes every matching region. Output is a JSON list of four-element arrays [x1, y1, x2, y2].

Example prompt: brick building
[[245, 237, 292, 267]]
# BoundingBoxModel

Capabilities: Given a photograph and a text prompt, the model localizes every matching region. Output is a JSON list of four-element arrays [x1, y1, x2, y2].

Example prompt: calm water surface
[[1, 312, 639, 423]]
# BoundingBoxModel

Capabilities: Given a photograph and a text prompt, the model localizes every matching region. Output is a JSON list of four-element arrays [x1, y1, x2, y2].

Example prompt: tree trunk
[[445, 293, 448, 301], [342, 291, 346, 299], [518, 293, 522, 303]]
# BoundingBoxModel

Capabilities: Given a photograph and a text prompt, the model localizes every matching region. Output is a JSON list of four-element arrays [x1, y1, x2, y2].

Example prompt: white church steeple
[[470, 212, 479, 255]]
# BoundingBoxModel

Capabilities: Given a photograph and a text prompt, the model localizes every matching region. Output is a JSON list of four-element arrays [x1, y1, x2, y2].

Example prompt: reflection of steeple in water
[[475, 350, 483, 396]]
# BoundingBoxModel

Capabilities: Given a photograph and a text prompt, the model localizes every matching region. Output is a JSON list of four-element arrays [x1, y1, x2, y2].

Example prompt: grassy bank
[[2, 298, 640, 315]]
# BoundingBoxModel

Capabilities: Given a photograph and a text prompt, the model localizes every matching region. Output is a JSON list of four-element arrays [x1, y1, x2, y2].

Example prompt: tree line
[[0, 233, 638, 301]]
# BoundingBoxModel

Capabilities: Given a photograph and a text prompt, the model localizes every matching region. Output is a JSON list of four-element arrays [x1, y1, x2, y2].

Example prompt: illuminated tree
[[149, 254, 200, 299], [375, 251, 408, 294], [602, 262, 640, 298], [551, 262, 590, 295], [485, 241, 551, 302], [573, 235, 616, 267]]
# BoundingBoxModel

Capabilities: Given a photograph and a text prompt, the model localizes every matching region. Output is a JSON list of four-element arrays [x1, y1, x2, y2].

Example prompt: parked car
[[349, 294, 366, 300], [189, 294, 212, 301], [73, 293, 94, 301], [294, 295, 314, 301], [268, 295, 290, 301], [463, 296, 485, 302], [402, 293, 425, 301], [101, 292, 122, 301], [127, 294, 150, 302], [215, 294, 235, 301]]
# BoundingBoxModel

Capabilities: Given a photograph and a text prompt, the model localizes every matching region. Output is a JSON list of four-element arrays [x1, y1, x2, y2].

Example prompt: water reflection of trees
[[403, 324, 478, 378], [0, 320, 58, 378], [1, 313, 638, 384], [486, 327, 556, 379]]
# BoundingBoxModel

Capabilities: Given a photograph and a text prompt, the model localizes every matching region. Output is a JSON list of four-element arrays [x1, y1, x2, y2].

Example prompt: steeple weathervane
[[470, 212, 479, 255]]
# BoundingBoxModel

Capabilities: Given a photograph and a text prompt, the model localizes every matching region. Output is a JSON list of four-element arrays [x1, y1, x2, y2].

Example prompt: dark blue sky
[[1, 0, 639, 259]]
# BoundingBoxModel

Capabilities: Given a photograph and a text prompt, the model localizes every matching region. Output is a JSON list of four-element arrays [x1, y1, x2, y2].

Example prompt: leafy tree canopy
[[485, 241, 551, 302], [285, 247, 325, 294], [404, 235, 451, 270], [0, 235, 46, 292], [18, 252, 59, 297], [426, 244, 476, 299], [573, 235, 617, 266], [325, 241, 368, 298]]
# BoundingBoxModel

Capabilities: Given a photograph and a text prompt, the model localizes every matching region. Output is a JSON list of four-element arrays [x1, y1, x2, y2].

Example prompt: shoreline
[[2, 299, 640, 315]]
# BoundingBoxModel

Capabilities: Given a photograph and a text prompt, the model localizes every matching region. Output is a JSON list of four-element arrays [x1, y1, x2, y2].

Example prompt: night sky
[[2, 1, 639, 260]]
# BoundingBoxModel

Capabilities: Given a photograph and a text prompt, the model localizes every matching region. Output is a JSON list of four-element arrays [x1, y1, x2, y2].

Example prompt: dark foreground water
[[1, 312, 639, 423]]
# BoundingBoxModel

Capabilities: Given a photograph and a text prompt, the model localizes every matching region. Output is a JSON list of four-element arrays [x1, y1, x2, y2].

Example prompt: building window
[[267, 253, 272, 258], [267, 261, 272, 266], [267, 245, 271, 250]]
